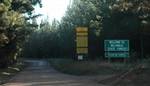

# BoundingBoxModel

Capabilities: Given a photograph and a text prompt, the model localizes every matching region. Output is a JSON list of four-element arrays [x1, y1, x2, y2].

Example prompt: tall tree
[[0, 0, 41, 67]]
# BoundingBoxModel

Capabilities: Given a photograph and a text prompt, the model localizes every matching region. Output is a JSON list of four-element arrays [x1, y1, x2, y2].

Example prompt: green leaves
[[0, 0, 41, 67], [0, 3, 8, 13], [5, 11, 25, 27], [3, 0, 12, 7]]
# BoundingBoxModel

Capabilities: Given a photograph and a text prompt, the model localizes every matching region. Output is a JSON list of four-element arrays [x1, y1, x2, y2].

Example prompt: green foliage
[[23, 19, 62, 58], [0, 0, 41, 68], [109, 0, 150, 25], [24, 0, 150, 60]]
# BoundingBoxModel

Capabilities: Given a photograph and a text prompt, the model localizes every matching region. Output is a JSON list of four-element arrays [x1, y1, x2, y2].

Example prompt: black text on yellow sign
[[76, 27, 88, 54]]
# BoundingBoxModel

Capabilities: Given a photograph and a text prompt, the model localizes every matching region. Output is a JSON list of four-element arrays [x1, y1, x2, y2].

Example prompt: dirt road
[[2, 59, 109, 86]]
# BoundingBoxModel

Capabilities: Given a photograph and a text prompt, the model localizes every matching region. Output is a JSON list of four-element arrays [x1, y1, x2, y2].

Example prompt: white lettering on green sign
[[105, 52, 129, 58], [104, 40, 129, 51], [104, 40, 130, 58]]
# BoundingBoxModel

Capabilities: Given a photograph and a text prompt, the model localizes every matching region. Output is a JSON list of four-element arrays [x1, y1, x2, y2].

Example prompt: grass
[[98, 58, 150, 86], [0, 62, 25, 84], [50, 58, 150, 86], [49, 58, 134, 76], [115, 68, 150, 86], [102, 68, 150, 86]]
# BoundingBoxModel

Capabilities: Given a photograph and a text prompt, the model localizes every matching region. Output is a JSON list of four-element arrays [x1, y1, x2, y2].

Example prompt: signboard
[[76, 27, 88, 54], [76, 37, 88, 47], [78, 55, 83, 60], [104, 40, 129, 58], [105, 52, 129, 58], [104, 40, 129, 51], [76, 27, 88, 33], [77, 48, 88, 54]]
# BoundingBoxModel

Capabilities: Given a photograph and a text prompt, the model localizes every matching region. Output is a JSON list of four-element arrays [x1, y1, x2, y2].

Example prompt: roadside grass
[[49, 58, 134, 76], [99, 58, 150, 86], [115, 68, 150, 86], [0, 62, 25, 84]]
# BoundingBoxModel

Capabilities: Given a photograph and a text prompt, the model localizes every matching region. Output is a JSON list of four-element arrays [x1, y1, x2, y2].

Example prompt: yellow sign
[[76, 33, 88, 36], [77, 48, 88, 54], [76, 37, 88, 47], [76, 27, 88, 32], [76, 27, 88, 54]]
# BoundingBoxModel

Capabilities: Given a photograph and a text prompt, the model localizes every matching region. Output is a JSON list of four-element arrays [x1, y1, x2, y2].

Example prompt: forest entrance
[[1, 0, 150, 86]]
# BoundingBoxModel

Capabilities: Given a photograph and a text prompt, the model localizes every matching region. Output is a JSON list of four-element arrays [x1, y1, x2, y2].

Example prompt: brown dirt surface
[[1, 59, 111, 86]]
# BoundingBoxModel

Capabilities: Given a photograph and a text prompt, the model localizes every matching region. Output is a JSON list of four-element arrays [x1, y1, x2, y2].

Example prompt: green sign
[[104, 40, 129, 51], [105, 52, 129, 58], [104, 40, 129, 58]]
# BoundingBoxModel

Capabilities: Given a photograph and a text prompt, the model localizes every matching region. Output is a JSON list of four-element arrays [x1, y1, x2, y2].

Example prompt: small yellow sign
[[76, 27, 88, 32], [76, 27, 88, 54], [76, 37, 88, 47], [76, 32, 88, 36], [77, 48, 88, 54]]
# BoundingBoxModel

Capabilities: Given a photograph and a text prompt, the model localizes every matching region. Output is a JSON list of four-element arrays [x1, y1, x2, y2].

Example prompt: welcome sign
[[104, 40, 129, 58], [105, 40, 129, 51]]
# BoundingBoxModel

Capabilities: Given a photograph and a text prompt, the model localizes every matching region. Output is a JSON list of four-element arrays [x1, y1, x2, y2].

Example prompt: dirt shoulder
[[0, 63, 25, 85]]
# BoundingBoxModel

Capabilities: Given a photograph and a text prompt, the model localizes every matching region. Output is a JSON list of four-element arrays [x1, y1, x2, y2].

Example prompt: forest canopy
[[23, 0, 150, 59], [1, 0, 150, 67]]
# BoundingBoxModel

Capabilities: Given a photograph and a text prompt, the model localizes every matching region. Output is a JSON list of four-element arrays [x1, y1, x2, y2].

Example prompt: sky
[[34, 0, 71, 23]]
